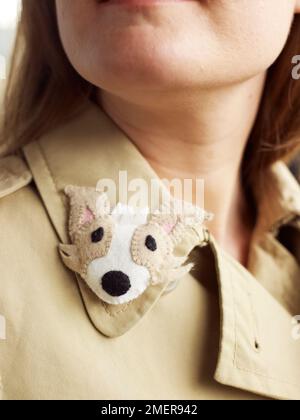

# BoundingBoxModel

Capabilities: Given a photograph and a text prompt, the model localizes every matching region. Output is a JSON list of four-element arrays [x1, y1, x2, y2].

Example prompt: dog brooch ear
[[149, 202, 212, 247], [63, 185, 110, 240]]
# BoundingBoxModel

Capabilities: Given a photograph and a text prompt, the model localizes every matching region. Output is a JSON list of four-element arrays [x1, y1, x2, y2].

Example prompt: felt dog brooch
[[59, 185, 212, 305]]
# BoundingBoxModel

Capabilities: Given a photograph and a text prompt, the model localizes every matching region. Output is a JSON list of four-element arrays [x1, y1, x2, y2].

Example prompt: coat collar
[[22, 101, 208, 337], [22, 101, 300, 399]]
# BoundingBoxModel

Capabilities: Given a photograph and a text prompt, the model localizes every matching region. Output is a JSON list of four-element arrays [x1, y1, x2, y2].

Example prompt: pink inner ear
[[163, 222, 176, 234], [80, 206, 95, 225]]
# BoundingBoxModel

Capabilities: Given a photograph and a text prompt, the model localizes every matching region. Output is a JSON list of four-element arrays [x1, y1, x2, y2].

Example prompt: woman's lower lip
[[99, 0, 192, 6]]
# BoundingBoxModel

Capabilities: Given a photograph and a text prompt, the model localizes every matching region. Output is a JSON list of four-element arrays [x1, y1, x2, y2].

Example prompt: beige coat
[[0, 102, 300, 400]]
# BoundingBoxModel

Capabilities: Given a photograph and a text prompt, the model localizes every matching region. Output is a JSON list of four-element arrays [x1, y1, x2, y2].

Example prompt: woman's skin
[[55, 0, 300, 267]]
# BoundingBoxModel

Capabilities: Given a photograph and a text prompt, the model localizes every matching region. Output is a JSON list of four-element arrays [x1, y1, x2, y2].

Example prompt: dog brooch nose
[[101, 271, 131, 297]]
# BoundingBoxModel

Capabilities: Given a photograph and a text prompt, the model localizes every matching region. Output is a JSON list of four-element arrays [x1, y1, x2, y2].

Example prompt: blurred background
[[0, 0, 20, 92]]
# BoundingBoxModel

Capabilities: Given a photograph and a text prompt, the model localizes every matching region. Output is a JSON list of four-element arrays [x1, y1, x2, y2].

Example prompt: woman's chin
[[85, 51, 194, 93]]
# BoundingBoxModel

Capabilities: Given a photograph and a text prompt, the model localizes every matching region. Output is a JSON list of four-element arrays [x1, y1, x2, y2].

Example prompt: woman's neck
[[97, 74, 266, 266]]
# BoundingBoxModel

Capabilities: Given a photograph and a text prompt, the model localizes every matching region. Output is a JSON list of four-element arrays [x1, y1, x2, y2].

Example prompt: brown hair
[[1, 0, 300, 185]]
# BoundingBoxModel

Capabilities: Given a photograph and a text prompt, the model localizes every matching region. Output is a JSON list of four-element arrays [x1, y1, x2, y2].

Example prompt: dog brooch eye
[[145, 235, 157, 252], [91, 227, 104, 243]]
